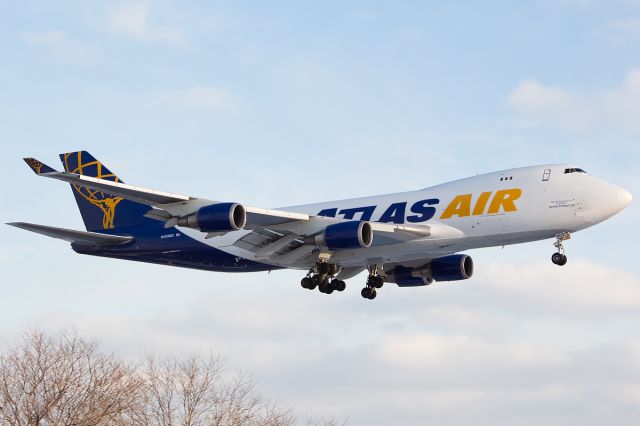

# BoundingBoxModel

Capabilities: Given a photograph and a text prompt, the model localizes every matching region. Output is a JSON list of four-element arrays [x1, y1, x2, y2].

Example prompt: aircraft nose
[[617, 188, 632, 210], [585, 180, 631, 223]]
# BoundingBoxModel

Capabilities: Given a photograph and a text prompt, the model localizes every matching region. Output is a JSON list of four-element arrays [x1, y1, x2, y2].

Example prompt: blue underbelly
[[72, 224, 278, 273]]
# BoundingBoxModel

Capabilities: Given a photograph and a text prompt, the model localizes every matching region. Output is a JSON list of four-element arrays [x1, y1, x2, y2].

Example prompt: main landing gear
[[551, 232, 570, 266], [361, 266, 384, 300], [299, 261, 386, 300], [300, 261, 346, 295]]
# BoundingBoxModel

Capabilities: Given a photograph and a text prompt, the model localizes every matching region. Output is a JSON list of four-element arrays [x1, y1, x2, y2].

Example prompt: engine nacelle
[[392, 265, 432, 287], [177, 202, 246, 232], [430, 254, 473, 281], [316, 221, 373, 250]]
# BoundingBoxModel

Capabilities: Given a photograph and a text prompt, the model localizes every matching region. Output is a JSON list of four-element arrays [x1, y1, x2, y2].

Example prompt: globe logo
[[62, 153, 123, 229], [25, 158, 45, 174]]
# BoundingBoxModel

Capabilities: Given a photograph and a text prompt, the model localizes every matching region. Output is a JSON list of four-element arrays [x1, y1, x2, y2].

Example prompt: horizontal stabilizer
[[7, 222, 133, 246]]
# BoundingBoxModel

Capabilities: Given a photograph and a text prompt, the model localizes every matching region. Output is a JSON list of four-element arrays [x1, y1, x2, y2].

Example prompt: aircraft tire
[[361, 287, 376, 299], [551, 253, 568, 266], [319, 279, 331, 294], [301, 277, 312, 289], [311, 274, 323, 288], [373, 276, 384, 288]]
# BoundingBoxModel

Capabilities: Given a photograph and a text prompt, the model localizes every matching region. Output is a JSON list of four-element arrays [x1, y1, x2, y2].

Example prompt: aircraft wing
[[23, 157, 462, 267], [24, 157, 192, 204], [23, 157, 309, 225], [7, 222, 133, 246]]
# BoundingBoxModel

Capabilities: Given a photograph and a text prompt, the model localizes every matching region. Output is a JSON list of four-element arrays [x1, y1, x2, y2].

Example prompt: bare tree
[[0, 329, 144, 426], [140, 354, 294, 426], [302, 416, 349, 426], [0, 329, 342, 426]]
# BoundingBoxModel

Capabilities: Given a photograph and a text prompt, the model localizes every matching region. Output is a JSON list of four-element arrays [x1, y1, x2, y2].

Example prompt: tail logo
[[25, 158, 45, 174], [62, 152, 123, 229]]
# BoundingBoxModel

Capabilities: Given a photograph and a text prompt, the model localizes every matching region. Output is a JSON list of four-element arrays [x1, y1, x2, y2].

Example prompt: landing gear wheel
[[551, 232, 570, 266], [361, 287, 377, 299], [319, 279, 333, 294], [302, 264, 347, 294], [311, 274, 323, 288], [333, 280, 346, 292], [551, 253, 568, 266], [370, 276, 384, 288], [362, 264, 385, 300], [301, 277, 312, 289]]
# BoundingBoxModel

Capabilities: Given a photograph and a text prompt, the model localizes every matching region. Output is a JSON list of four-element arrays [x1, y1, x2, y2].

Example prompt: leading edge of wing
[[23, 155, 311, 230], [23, 155, 310, 231], [23, 156, 191, 205]]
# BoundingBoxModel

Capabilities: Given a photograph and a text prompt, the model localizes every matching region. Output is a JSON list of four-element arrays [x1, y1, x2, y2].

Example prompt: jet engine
[[388, 254, 474, 286], [315, 221, 373, 250], [176, 202, 246, 232], [430, 254, 474, 281]]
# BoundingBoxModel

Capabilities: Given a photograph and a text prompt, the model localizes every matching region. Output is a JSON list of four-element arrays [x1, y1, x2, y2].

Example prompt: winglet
[[23, 157, 57, 175]]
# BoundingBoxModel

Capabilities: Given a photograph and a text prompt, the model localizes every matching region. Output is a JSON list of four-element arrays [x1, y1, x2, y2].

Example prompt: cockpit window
[[564, 168, 587, 174]]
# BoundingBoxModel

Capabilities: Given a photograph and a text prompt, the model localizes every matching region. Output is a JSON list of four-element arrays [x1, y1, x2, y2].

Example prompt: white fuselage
[[187, 164, 631, 269]]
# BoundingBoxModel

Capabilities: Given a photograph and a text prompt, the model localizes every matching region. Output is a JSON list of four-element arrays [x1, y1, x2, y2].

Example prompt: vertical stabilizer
[[59, 151, 155, 232]]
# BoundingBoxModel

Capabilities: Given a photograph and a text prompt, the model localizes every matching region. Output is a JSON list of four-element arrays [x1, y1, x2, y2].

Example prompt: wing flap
[[7, 222, 133, 246]]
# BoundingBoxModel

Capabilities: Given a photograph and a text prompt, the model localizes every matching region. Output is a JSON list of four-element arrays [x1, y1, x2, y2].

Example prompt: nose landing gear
[[551, 232, 570, 266]]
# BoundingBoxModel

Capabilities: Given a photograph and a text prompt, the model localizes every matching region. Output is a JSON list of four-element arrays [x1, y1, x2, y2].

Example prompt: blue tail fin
[[60, 151, 155, 232]]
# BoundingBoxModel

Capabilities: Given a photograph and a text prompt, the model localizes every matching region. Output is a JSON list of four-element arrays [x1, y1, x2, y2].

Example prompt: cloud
[[609, 17, 640, 36], [108, 1, 186, 45], [627, 339, 640, 370], [506, 69, 640, 134], [378, 333, 570, 369], [505, 79, 592, 130], [505, 80, 572, 111], [21, 30, 99, 64], [619, 385, 640, 405], [484, 259, 640, 314], [603, 69, 640, 133], [162, 86, 240, 110], [0, 249, 15, 266]]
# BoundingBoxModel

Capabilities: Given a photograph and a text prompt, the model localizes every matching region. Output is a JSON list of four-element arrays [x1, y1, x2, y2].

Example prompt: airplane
[[8, 151, 632, 300]]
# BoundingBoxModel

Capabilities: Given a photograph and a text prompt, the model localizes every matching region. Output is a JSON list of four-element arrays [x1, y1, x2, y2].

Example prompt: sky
[[0, 1, 639, 424]]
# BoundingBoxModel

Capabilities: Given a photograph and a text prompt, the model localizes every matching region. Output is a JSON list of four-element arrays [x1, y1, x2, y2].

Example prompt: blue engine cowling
[[177, 202, 247, 232], [430, 254, 473, 281], [393, 265, 431, 287], [319, 221, 373, 250]]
